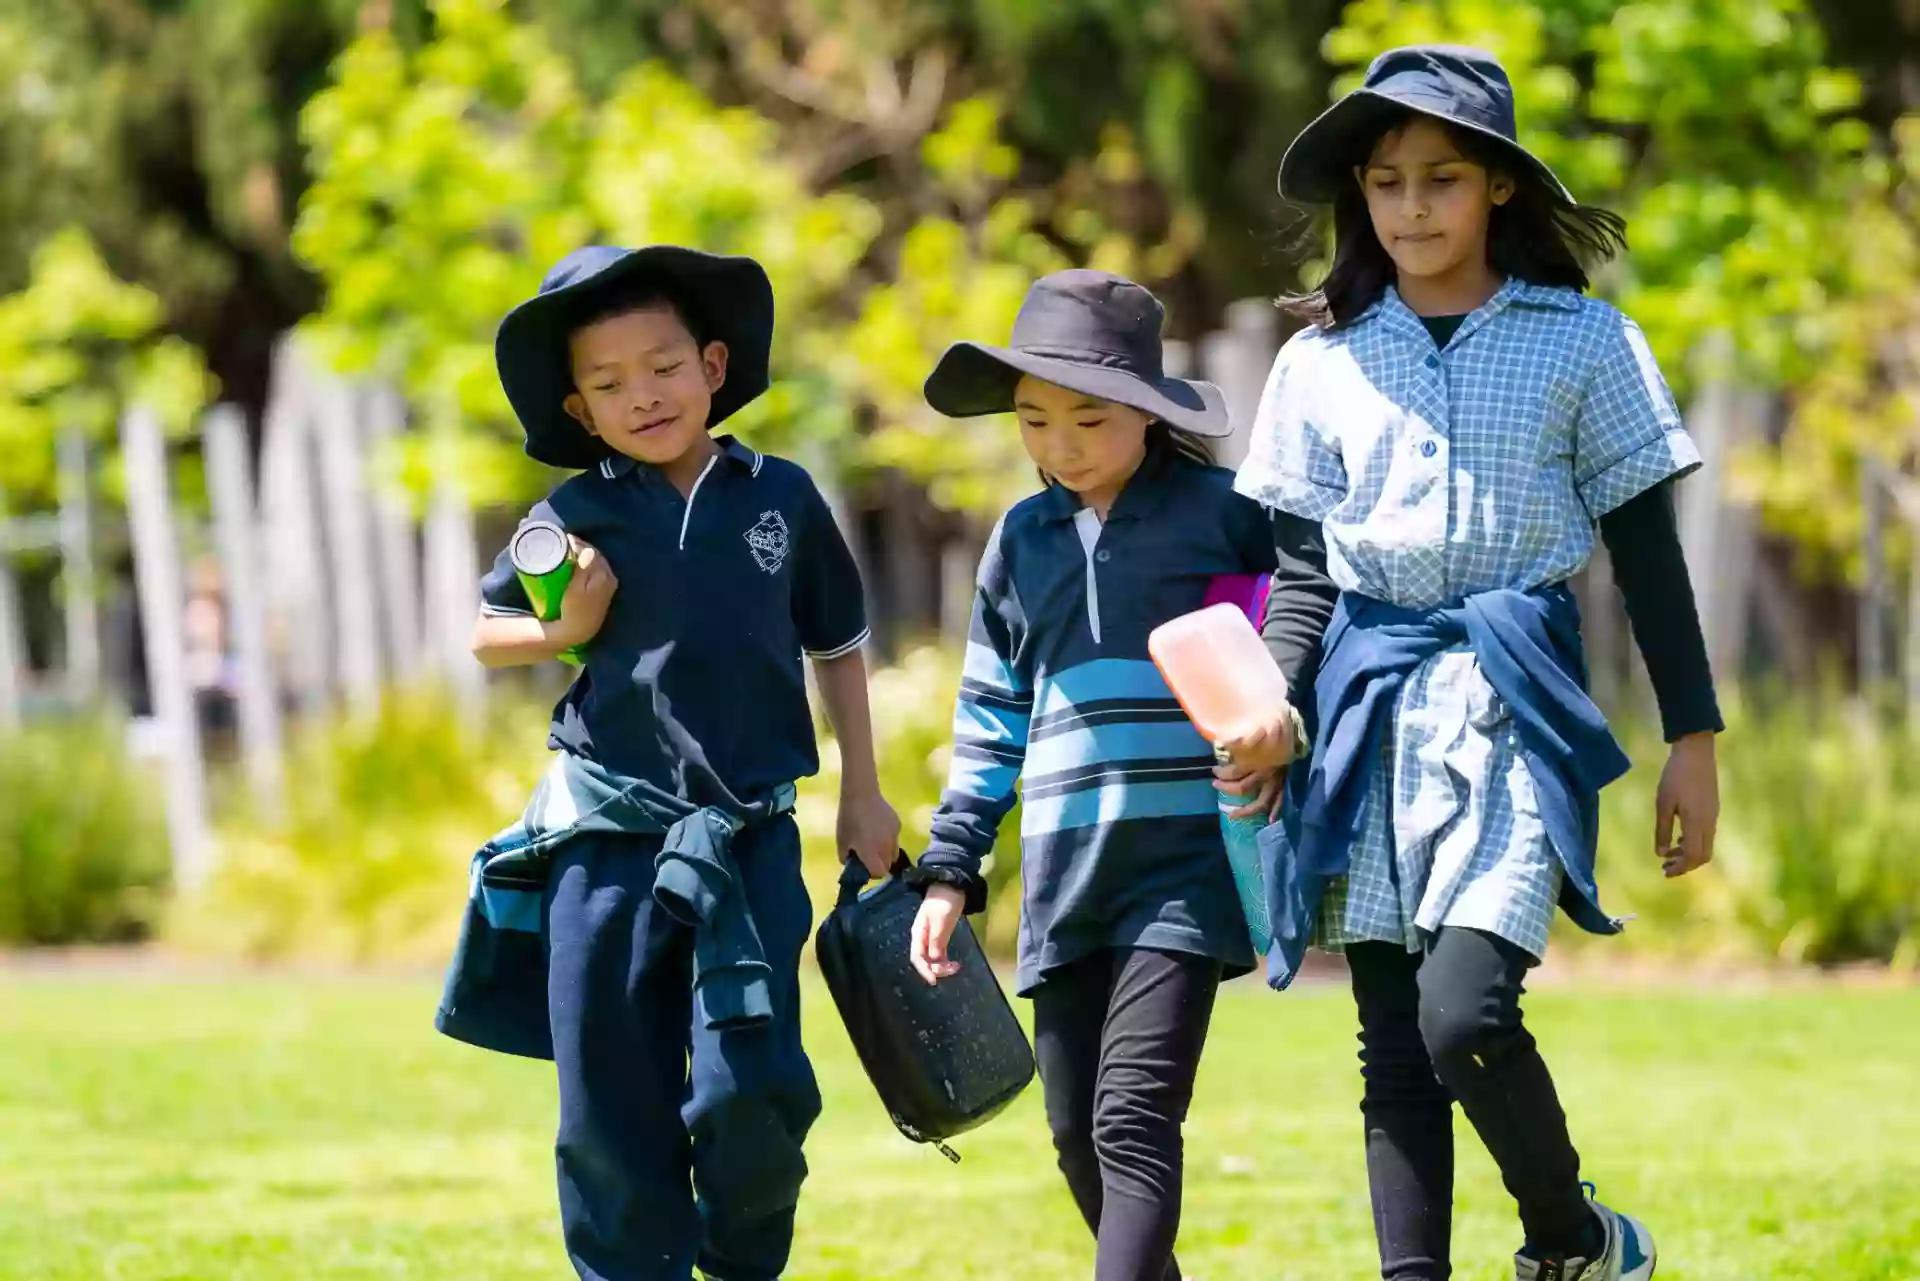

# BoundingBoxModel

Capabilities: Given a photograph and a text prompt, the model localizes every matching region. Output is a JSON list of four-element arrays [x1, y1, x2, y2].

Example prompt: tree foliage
[[0, 0, 407, 416], [293, 0, 886, 505], [0, 229, 214, 507], [293, 0, 1121, 512], [5, 0, 1916, 547]]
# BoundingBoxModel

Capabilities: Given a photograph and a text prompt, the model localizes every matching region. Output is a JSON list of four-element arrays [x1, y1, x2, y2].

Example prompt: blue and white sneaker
[[1513, 1185, 1656, 1281]]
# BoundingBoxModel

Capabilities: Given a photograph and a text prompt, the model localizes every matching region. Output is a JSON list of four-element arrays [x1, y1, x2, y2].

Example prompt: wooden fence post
[[1162, 338, 1193, 379], [56, 430, 100, 704], [1199, 299, 1280, 471], [940, 535, 978, 643], [314, 375, 384, 718], [1861, 457, 1920, 715], [259, 337, 334, 715], [1861, 462, 1892, 694], [0, 495, 22, 730], [423, 445, 484, 720], [120, 405, 214, 890], [204, 403, 286, 817], [1677, 335, 1764, 685], [365, 385, 424, 684]]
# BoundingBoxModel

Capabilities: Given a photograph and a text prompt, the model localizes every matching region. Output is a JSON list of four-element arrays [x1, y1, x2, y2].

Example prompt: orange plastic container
[[1149, 600, 1290, 954], [1147, 602, 1291, 745]]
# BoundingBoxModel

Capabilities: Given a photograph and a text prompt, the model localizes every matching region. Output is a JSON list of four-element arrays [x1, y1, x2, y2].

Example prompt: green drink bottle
[[510, 519, 585, 666]]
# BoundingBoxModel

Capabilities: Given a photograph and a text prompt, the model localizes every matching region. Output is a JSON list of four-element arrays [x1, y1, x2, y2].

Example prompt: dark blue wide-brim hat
[[496, 245, 774, 470], [1278, 44, 1572, 205]]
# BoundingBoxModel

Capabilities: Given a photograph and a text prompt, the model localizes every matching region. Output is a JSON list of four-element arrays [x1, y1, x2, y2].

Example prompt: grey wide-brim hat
[[1278, 44, 1572, 205], [923, 269, 1229, 438]]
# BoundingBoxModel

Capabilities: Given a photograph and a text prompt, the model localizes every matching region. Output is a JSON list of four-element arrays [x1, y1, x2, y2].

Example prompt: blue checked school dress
[[1235, 278, 1700, 962]]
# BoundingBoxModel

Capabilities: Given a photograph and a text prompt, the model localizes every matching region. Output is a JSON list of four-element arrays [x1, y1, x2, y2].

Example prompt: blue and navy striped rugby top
[[920, 441, 1278, 993]]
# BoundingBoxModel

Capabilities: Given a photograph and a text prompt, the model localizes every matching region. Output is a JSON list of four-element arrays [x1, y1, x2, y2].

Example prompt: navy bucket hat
[[1278, 45, 1572, 205], [923, 269, 1229, 438], [496, 245, 774, 470]]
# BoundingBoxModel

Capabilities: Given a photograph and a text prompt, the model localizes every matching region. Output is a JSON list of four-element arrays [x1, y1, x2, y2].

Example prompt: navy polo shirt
[[919, 442, 1280, 992], [480, 436, 868, 801]]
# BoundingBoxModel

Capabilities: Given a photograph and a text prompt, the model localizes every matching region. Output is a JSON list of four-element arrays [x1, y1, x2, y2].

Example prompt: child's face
[[1356, 117, 1513, 286], [563, 305, 728, 467], [1014, 374, 1154, 512]]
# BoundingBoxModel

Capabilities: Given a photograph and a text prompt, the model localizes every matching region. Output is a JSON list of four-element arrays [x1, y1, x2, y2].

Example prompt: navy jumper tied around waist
[[437, 749, 796, 1060], [1262, 583, 1632, 989]]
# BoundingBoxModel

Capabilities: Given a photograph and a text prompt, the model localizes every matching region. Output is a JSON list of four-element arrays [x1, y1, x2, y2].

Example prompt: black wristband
[[903, 863, 988, 915]]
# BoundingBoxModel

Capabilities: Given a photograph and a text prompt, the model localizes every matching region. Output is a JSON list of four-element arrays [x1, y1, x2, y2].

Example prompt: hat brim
[[923, 343, 1231, 438], [1278, 89, 1572, 205], [496, 247, 775, 470]]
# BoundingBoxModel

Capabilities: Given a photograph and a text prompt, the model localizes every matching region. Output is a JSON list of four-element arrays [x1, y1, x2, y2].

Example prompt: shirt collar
[[598, 435, 762, 482], [1351, 277, 1584, 346], [1037, 435, 1180, 525]]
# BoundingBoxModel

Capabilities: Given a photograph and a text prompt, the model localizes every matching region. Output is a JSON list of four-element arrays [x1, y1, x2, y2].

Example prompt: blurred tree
[[614, 0, 1345, 326], [1806, 0, 1920, 122], [291, 0, 598, 506], [1738, 121, 1920, 573], [955, 0, 1349, 320], [0, 228, 215, 508], [14, 0, 1914, 540], [292, 0, 886, 507], [295, 0, 1201, 515], [549, 0, 1339, 509], [0, 0, 442, 424]]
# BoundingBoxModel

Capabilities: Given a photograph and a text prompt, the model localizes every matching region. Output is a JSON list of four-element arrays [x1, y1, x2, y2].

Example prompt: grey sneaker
[[1513, 1187, 1657, 1281]]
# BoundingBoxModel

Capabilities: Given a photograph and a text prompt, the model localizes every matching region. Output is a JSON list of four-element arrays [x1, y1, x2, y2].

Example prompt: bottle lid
[[510, 520, 570, 576]]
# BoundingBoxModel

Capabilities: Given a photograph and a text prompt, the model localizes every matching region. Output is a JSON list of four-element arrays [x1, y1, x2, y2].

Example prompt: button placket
[[1072, 507, 1105, 646], [1415, 349, 1450, 464], [1436, 347, 1459, 595], [1421, 349, 1454, 599]]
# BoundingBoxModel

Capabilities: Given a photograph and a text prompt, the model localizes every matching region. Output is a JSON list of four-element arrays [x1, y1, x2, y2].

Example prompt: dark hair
[[1281, 111, 1627, 330], [1033, 420, 1214, 490], [566, 274, 714, 356], [1155, 422, 1215, 468]]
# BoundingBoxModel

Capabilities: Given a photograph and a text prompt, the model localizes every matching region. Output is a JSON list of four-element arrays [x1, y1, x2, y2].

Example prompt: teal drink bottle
[[509, 519, 585, 666], [1214, 751, 1274, 957]]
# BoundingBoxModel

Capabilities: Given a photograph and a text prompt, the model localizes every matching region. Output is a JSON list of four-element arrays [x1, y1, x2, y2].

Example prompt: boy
[[438, 244, 900, 1281]]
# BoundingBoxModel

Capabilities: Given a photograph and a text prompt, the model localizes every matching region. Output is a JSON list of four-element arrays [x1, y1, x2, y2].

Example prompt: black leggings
[[1348, 928, 1594, 1281], [1031, 947, 1222, 1281]]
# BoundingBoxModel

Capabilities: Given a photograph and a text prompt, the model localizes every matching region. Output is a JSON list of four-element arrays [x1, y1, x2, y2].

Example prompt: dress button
[[1419, 440, 1438, 458], [1095, 549, 1112, 563], [1424, 354, 1439, 369]]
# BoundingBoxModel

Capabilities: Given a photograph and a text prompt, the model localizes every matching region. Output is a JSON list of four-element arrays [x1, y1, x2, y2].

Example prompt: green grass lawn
[[0, 972, 1916, 1280]]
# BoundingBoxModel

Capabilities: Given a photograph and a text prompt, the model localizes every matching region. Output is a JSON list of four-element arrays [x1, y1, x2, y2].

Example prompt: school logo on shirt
[[744, 510, 790, 575]]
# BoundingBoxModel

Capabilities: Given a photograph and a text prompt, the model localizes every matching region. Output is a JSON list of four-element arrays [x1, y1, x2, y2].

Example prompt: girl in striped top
[[905, 268, 1281, 1281]]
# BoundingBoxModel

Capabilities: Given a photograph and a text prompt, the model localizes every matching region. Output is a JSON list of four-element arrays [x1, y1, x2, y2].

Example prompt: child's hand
[[1216, 702, 1302, 776], [838, 787, 901, 880], [1214, 762, 1284, 822], [552, 538, 618, 648], [1655, 731, 1719, 878], [909, 885, 967, 985]]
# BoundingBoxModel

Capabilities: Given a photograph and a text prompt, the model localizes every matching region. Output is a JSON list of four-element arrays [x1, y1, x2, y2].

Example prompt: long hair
[[1155, 421, 1216, 468], [1281, 111, 1627, 330]]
